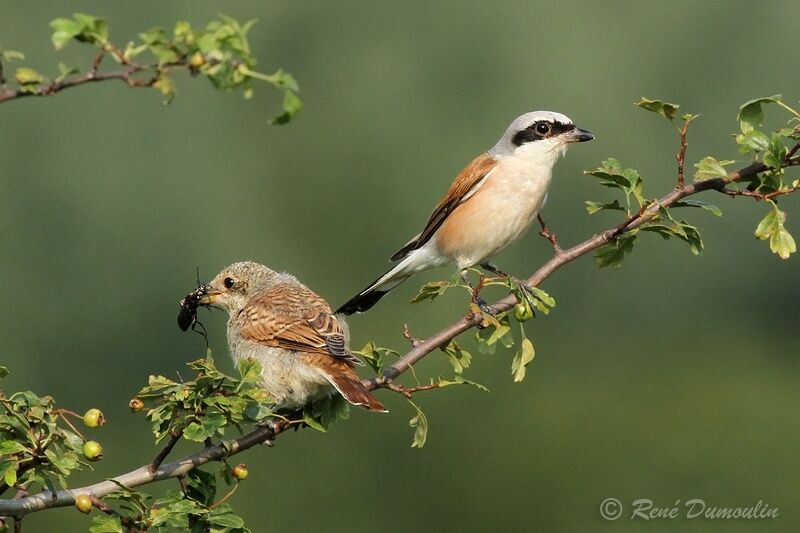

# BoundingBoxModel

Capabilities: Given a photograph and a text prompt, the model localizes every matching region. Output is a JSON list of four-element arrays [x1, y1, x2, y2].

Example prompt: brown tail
[[325, 372, 387, 413]]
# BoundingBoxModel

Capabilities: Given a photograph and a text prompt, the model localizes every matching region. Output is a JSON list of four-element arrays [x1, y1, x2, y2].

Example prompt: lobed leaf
[[511, 338, 535, 382], [595, 232, 638, 268], [693, 156, 735, 181], [738, 95, 781, 133], [635, 97, 680, 122]]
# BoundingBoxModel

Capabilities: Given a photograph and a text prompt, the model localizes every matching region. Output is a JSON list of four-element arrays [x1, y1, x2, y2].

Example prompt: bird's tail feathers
[[335, 257, 415, 315], [324, 372, 387, 412]]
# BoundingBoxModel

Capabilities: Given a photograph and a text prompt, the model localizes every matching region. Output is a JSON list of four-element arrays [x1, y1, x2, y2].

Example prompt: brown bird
[[187, 261, 385, 412], [336, 111, 593, 314]]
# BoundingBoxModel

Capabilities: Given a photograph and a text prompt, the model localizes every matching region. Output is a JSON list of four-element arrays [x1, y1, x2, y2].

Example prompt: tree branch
[[366, 159, 779, 388], [0, 422, 285, 517], [0, 63, 163, 104], [1, 146, 796, 521]]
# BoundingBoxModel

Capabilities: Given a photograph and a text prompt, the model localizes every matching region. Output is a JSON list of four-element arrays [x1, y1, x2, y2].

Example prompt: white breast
[[434, 152, 556, 269]]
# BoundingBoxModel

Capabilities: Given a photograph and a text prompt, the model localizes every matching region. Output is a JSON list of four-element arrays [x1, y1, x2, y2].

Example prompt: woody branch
[[1, 133, 798, 521]]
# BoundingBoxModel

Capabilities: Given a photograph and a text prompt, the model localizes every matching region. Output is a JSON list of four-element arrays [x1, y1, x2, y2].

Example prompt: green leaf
[[641, 215, 704, 255], [206, 504, 246, 528], [736, 130, 771, 153], [635, 97, 680, 122], [672, 199, 723, 216], [762, 133, 788, 169], [584, 158, 645, 210], [738, 95, 781, 133], [3, 462, 18, 486], [585, 199, 624, 214], [437, 375, 490, 393], [186, 468, 217, 506], [693, 156, 735, 181], [302, 408, 327, 433], [14, 67, 43, 85], [1, 49, 24, 63], [407, 401, 428, 448], [595, 232, 637, 268], [0, 365, 8, 379], [89, 515, 123, 533], [49, 17, 83, 49], [271, 90, 303, 125], [511, 338, 535, 382], [528, 286, 556, 315], [442, 340, 471, 374], [354, 341, 399, 374], [755, 206, 796, 259], [153, 76, 176, 104], [410, 280, 450, 303]]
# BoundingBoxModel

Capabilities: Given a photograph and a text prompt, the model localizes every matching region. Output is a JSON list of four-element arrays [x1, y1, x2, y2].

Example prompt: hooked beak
[[568, 126, 594, 143]]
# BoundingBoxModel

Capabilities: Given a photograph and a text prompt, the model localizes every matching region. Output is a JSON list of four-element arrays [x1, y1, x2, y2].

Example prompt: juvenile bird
[[185, 261, 385, 412], [336, 111, 593, 315]]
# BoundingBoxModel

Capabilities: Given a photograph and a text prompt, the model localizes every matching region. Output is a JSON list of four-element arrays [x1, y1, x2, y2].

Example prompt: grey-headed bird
[[183, 261, 385, 412], [336, 111, 593, 315]]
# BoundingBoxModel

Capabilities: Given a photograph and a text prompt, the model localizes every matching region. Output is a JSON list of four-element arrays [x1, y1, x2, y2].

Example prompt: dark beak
[[569, 127, 594, 143]]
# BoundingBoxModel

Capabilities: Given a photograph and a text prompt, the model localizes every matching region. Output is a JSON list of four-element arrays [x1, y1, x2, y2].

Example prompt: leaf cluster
[[0, 368, 93, 497], [2, 14, 301, 122], [134, 354, 273, 443], [87, 469, 249, 533]]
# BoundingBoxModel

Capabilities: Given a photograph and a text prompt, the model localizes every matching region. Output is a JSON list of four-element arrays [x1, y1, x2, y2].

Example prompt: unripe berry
[[129, 398, 144, 412], [190, 52, 205, 68], [232, 463, 249, 481], [514, 302, 533, 322], [83, 440, 103, 461], [82, 408, 105, 428], [75, 494, 93, 514]]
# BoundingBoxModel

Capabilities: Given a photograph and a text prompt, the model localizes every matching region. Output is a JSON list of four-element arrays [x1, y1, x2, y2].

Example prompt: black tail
[[336, 288, 392, 315]]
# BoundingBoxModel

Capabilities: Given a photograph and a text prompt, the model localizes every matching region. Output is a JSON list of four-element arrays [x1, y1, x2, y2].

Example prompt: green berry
[[82, 440, 103, 461], [75, 494, 93, 514], [514, 302, 533, 322], [82, 408, 105, 428], [232, 463, 249, 481]]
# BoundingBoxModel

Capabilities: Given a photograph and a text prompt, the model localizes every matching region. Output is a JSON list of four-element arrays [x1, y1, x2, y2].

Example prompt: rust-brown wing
[[238, 283, 360, 364], [390, 152, 497, 261]]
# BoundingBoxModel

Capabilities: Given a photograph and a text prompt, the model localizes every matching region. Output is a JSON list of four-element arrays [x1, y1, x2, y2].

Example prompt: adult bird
[[182, 261, 385, 412], [336, 111, 593, 315]]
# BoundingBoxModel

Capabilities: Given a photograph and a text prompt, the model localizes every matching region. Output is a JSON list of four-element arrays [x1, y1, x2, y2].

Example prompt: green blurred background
[[1, 1, 799, 531]]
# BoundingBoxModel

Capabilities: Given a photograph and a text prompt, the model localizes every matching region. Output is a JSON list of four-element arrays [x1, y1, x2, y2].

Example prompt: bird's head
[[490, 110, 593, 163], [196, 261, 280, 313]]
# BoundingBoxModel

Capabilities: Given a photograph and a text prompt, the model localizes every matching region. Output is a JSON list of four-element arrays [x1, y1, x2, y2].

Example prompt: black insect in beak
[[178, 284, 210, 332]]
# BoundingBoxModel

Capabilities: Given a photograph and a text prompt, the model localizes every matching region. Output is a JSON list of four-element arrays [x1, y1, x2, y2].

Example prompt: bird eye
[[535, 122, 551, 135], [223, 277, 235, 289]]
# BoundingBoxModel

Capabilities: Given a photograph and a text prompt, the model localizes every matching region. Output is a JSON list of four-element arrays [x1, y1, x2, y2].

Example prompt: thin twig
[[382, 382, 441, 399], [149, 432, 182, 472], [537, 214, 562, 253], [209, 482, 239, 510], [401, 323, 421, 348], [676, 119, 690, 187]]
